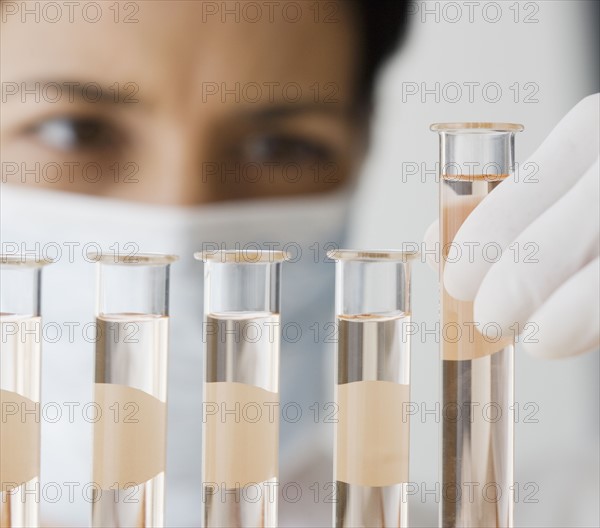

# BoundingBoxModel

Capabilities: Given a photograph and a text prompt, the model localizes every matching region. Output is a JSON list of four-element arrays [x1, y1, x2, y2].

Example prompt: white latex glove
[[424, 93, 600, 359]]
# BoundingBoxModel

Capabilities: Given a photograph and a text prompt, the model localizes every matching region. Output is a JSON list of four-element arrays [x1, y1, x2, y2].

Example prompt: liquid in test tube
[[91, 253, 177, 528], [0, 255, 51, 528], [329, 250, 417, 528], [196, 250, 286, 528], [432, 123, 523, 527]]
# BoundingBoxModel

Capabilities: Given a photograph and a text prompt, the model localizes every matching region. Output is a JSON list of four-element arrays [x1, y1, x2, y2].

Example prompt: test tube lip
[[88, 252, 179, 266], [194, 249, 289, 264], [0, 254, 54, 268], [430, 122, 524, 132], [327, 249, 419, 262]]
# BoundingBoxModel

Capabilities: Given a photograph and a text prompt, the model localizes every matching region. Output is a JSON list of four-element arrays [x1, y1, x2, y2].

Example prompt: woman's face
[[1, 0, 363, 205]]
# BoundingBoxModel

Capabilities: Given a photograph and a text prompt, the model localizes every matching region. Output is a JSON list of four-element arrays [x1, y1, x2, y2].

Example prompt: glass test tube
[[431, 123, 523, 527], [91, 253, 177, 528], [0, 255, 51, 528], [329, 250, 417, 528], [196, 250, 285, 528]]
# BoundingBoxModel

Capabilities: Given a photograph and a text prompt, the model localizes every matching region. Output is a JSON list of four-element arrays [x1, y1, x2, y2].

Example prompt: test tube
[[195, 250, 285, 528], [329, 250, 417, 528], [431, 123, 523, 527], [0, 255, 51, 528], [91, 253, 178, 528]]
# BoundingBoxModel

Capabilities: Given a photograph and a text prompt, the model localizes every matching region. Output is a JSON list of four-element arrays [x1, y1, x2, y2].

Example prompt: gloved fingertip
[[443, 264, 478, 301], [422, 220, 440, 274], [472, 288, 521, 338]]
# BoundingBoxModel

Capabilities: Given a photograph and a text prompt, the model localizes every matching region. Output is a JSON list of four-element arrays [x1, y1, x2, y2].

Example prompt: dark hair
[[352, 0, 412, 104]]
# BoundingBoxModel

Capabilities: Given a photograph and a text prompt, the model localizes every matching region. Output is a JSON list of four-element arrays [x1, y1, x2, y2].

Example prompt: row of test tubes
[[0, 248, 414, 528], [1, 123, 522, 528]]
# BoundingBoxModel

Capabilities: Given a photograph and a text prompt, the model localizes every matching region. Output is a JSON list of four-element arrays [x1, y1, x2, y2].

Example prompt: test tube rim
[[327, 249, 419, 262], [194, 249, 289, 264], [0, 254, 54, 268], [430, 122, 524, 132], [88, 252, 179, 266]]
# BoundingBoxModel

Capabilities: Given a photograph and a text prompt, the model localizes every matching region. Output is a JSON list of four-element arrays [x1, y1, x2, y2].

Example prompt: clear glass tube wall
[[329, 250, 417, 528], [196, 250, 286, 528], [432, 123, 523, 527], [91, 253, 177, 528], [0, 255, 51, 528]]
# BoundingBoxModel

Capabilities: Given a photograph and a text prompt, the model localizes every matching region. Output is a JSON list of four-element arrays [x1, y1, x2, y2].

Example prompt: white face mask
[[0, 183, 349, 527]]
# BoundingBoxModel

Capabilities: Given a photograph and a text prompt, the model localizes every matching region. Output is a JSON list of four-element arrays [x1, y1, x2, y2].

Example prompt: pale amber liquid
[[92, 314, 168, 528], [0, 315, 41, 528], [441, 176, 514, 527], [335, 313, 411, 528], [203, 312, 280, 528]]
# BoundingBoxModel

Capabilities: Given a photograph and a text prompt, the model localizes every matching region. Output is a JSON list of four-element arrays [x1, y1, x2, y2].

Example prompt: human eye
[[239, 133, 335, 165], [25, 116, 124, 154]]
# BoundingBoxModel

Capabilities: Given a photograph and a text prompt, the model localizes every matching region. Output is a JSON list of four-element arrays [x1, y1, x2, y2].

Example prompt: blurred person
[[1, 2, 411, 526], [1, 1, 598, 527]]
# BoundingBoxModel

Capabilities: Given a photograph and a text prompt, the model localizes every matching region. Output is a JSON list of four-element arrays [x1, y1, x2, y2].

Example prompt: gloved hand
[[424, 93, 599, 359]]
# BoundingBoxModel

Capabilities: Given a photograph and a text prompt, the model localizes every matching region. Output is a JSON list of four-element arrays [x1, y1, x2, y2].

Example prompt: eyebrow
[[5, 80, 359, 120], [3, 80, 141, 105]]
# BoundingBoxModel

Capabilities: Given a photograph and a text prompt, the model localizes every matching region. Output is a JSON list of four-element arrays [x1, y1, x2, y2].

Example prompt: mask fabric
[[0, 183, 349, 526]]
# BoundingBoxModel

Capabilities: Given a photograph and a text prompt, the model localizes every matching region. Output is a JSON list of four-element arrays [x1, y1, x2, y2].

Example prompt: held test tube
[[431, 123, 523, 527], [329, 250, 417, 528], [1, 255, 51, 528], [196, 250, 286, 528], [91, 253, 177, 528]]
